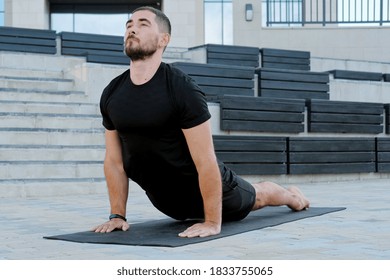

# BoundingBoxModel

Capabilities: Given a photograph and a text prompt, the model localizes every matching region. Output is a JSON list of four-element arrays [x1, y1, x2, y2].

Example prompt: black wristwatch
[[109, 214, 127, 221]]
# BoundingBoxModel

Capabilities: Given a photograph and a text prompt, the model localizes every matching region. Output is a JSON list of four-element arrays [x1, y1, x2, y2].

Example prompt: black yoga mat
[[44, 206, 345, 247]]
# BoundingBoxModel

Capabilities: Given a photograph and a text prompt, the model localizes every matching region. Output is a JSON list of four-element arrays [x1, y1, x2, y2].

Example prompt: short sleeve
[[169, 67, 211, 129], [99, 69, 130, 131], [100, 80, 116, 131]]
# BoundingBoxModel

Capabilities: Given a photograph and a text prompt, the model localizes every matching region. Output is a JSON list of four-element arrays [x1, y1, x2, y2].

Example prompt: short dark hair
[[131, 6, 171, 35]]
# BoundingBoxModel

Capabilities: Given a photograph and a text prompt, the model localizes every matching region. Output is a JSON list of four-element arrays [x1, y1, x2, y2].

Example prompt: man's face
[[124, 10, 161, 61]]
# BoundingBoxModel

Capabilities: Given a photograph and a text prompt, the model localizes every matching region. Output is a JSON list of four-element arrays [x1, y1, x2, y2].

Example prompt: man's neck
[[129, 54, 162, 85]]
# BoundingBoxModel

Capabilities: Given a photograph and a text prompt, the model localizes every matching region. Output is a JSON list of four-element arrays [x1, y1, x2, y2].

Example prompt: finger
[[122, 222, 130, 231], [179, 231, 197, 238], [105, 225, 115, 233], [96, 222, 114, 233], [179, 225, 220, 238], [178, 227, 203, 238], [92, 222, 106, 232], [180, 223, 201, 234], [178, 228, 194, 237], [98, 224, 111, 233], [180, 230, 206, 238], [178, 226, 196, 237], [106, 221, 123, 233], [92, 224, 106, 233], [107, 220, 129, 233]]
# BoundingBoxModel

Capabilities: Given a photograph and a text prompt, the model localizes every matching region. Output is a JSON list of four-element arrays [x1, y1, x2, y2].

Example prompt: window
[[0, 0, 4, 26], [51, 12, 130, 35], [50, 3, 160, 35], [204, 0, 233, 45]]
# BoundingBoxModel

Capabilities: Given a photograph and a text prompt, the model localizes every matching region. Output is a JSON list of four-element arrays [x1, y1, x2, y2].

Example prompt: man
[[93, 6, 309, 238]]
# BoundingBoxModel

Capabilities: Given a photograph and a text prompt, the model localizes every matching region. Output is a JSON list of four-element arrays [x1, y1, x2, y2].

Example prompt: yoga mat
[[44, 206, 345, 247]]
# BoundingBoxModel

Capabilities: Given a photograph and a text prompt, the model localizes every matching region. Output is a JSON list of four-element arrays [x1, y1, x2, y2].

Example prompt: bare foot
[[287, 186, 310, 211]]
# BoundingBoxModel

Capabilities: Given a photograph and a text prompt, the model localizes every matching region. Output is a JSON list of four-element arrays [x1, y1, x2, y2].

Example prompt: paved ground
[[0, 178, 389, 260]]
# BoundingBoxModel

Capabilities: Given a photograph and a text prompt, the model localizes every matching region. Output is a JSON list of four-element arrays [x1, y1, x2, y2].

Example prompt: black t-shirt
[[100, 62, 211, 218]]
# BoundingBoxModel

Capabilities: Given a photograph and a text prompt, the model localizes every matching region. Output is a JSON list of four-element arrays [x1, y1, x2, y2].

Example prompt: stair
[[0, 52, 107, 197]]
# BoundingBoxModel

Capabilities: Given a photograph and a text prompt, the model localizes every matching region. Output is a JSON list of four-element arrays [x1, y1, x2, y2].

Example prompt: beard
[[124, 36, 159, 61]]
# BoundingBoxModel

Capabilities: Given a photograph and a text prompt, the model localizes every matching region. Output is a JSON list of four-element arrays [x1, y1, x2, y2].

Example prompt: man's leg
[[251, 182, 310, 211]]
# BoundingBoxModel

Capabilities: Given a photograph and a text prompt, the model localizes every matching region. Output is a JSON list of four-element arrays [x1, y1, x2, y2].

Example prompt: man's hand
[[178, 221, 221, 238], [92, 218, 130, 233]]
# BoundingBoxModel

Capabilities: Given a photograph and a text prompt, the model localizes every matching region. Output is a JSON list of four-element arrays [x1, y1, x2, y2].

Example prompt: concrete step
[[0, 178, 107, 198], [0, 88, 88, 103], [0, 145, 105, 161], [0, 75, 75, 92], [0, 51, 86, 73], [0, 52, 113, 197], [0, 100, 100, 115], [0, 66, 64, 79], [0, 128, 105, 146], [0, 161, 103, 180], [0, 112, 102, 130]]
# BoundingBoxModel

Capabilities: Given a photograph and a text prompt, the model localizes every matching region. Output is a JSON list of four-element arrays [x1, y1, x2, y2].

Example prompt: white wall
[[4, 0, 49, 29], [255, 27, 390, 63], [163, 0, 204, 48], [233, 0, 390, 64]]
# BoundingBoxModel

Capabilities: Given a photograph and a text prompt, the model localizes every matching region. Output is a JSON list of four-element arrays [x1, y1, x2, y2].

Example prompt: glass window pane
[[74, 13, 129, 36], [205, 2, 223, 44], [205, 0, 232, 45], [222, 2, 233, 44], [51, 13, 74, 32], [0, 0, 4, 26]]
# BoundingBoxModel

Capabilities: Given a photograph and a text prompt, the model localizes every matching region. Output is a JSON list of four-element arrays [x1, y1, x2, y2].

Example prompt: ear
[[159, 33, 170, 49]]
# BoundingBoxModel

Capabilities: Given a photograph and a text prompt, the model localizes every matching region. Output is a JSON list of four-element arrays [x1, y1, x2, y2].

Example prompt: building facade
[[2, 0, 390, 63]]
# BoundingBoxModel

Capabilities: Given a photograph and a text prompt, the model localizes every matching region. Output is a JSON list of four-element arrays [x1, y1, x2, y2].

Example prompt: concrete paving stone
[[1, 178, 390, 260]]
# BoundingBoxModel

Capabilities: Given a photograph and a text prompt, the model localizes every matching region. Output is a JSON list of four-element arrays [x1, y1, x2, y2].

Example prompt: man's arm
[[92, 129, 130, 233], [178, 120, 222, 238]]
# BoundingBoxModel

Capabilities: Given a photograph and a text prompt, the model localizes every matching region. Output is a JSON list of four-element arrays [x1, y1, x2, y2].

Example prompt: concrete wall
[[163, 0, 204, 48], [253, 26, 390, 63], [233, 0, 390, 64], [4, 0, 49, 29]]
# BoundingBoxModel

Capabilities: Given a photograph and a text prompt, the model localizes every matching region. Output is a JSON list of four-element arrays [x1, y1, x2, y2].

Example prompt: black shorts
[[144, 161, 256, 222], [219, 162, 257, 222]]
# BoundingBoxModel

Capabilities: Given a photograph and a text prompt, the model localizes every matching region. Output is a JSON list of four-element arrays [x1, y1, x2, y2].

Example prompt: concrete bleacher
[[187, 44, 260, 67], [377, 138, 390, 172], [330, 69, 383, 81], [0, 66, 98, 197], [288, 137, 377, 174], [256, 67, 330, 100], [182, 45, 390, 177], [260, 48, 311, 71], [60, 31, 129, 65], [307, 99, 385, 134], [386, 104, 390, 134], [213, 135, 287, 175], [219, 95, 305, 133], [172, 62, 255, 101], [0, 26, 57, 54], [1, 26, 390, 197], [0, 50, 127, 197]]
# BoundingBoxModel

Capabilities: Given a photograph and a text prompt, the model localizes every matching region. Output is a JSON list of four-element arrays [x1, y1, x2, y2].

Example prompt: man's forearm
[[198, 162, 222, 225], [104, 163, 129, 217]]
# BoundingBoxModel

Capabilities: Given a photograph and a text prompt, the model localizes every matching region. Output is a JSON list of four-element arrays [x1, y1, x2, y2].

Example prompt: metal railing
[[265, 0, 390, 26]]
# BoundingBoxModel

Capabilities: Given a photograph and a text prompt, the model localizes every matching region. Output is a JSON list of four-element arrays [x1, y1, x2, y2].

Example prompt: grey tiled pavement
[[0, 178, 389, 260]]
